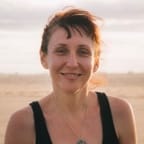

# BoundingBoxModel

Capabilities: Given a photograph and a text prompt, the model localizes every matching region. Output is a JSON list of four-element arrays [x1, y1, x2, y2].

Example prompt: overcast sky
[[0, 0, 144, 31]]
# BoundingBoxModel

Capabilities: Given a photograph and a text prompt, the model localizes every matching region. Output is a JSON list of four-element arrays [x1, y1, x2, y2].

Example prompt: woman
[[4, 7, 137, 144]]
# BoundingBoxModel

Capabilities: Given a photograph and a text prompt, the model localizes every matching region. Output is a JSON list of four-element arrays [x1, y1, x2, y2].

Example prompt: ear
[[40, 50, 49, 69]]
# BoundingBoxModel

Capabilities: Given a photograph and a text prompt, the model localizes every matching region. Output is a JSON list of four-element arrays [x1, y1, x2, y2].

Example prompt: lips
[[60, 72, 82, 80]]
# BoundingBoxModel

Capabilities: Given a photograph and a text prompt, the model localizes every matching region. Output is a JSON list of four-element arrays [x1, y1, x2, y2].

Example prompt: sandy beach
[[0, 73, 144, 144]]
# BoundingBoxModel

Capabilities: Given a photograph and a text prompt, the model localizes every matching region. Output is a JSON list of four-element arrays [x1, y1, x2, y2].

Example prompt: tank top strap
[[30, 101, 52, 144], [96, 92, 119, 144]]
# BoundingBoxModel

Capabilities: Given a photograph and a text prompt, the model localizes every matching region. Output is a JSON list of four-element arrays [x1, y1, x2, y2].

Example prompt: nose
[[66, 53, 79, 67]]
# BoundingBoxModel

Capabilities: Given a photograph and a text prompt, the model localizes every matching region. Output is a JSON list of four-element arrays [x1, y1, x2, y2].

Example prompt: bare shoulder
[[107, 95, 135, 129], [4, 106, 35, 144], [108, 96, 133, 116], [108, 95, 137, 144]]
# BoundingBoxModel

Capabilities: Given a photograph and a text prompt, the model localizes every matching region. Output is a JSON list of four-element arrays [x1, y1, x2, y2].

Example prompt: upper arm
[[4, 107, 35, 144], [110, 97, 137, 144]]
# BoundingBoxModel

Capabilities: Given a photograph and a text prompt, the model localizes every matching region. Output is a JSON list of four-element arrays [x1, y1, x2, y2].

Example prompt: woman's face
[[41, 27, 97, 93]]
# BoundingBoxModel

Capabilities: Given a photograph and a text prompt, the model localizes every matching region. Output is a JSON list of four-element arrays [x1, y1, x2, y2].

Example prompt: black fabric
[[96, 92, 119, 144], [30, 102, 52, 144], [30, 92, 119, 144]]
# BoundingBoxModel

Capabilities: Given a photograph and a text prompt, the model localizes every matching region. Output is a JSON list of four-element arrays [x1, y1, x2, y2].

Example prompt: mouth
[[60, 72, 82, 79], [61, 72, 82, 76]]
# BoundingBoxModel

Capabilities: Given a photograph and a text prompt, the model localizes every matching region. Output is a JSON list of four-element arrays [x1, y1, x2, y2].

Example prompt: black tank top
[[30, 92, 119, 144]]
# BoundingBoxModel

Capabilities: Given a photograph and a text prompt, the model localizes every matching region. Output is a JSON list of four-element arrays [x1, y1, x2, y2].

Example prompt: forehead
[[48, 27, 94, 47]]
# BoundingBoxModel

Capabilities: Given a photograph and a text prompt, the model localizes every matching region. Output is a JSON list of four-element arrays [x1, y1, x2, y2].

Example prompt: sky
[[0, 0, 144, 73]]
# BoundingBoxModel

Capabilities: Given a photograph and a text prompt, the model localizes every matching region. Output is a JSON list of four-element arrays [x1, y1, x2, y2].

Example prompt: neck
[[52, 88, 89, 114]]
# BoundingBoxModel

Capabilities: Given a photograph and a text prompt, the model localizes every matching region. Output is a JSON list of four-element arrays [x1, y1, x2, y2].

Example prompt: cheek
[[81, 59, 94, 73], [48, 56, 63, 70], [81, 58, 95, 71]]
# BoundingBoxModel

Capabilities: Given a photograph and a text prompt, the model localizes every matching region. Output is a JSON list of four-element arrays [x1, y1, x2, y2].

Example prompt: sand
[[0, 73, 144, 144]]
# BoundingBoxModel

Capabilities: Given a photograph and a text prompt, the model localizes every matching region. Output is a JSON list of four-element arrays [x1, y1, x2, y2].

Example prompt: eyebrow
[[55, 43, 90, 48], [78, 44, 90, 48], [55, 43, 67, 47]]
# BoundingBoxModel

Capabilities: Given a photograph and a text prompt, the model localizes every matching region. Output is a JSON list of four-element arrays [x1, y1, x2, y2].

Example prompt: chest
[[46, 108, 102, 144]]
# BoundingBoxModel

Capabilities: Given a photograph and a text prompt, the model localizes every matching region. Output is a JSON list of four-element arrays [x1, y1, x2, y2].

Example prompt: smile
[[60, 72, 82, 79], [61, 72, 82, 76]]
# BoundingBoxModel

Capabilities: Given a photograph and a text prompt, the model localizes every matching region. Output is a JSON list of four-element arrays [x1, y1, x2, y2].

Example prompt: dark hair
[[40, 7, 101, 62]]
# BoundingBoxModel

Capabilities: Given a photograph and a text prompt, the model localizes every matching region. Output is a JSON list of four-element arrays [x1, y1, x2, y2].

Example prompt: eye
[[55, 47, 68, 55], [78, 47, 91, 57]]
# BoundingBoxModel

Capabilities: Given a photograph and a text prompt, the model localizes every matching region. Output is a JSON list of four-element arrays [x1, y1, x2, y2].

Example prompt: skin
[[4, 27, 137, 144]]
